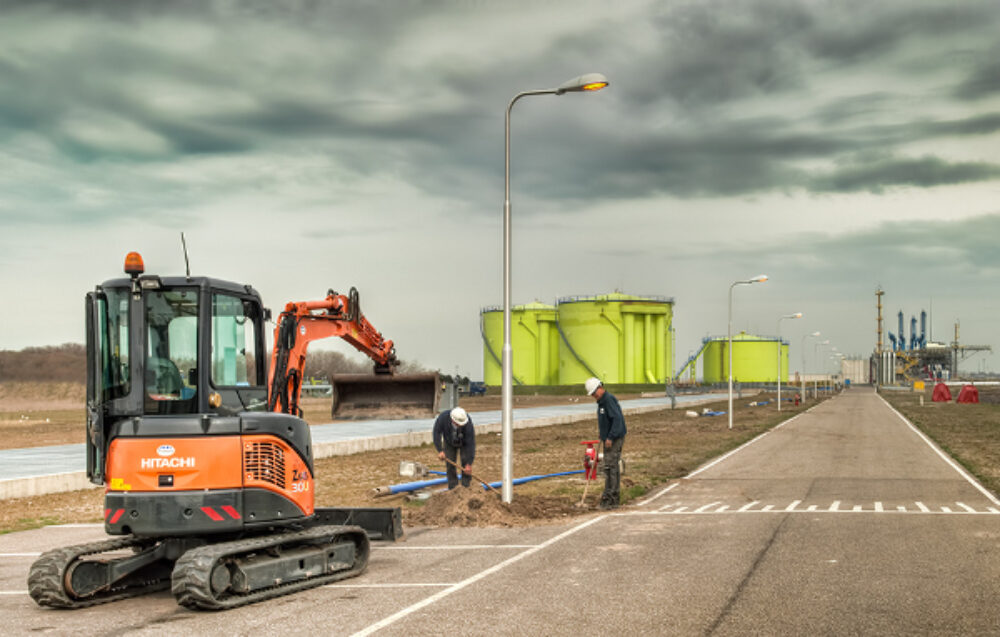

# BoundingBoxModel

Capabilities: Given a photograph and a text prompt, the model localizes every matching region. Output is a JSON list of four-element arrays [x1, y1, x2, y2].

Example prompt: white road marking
[[786, 500, 801, 512], [44, 524, 103, 529], [880, 394, 1000, 508], [0, 553, 41, 557], [738, 501, 759, 512], [897, 506, 906, 512], [673, 506, 689, 513], [875, 501, 884, 512], [989, 508, 1000, 514], [806, 505, 818, 512], [829, 501, 840, 512], [327, 583, 455, 588], [376, 545, 536, 550], [941, 506, 953, 513], [657, 502, 677, 512], [852, 505, 862, 512], [715, 505, 729, 512], [350, 514, 607, 637], [916, 501, 930, 513], [0, 591, 28, 596], [694, 502, 721, 513], [761, 505, 774, 512], [685, 406, 817, 479], [637, 482, 679, 507], [957, 502, 977, 513]]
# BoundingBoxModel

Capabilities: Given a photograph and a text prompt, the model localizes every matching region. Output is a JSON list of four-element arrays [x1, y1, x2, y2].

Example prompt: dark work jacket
[[432, 410, 476, 464], [596, 391, 626, 441]]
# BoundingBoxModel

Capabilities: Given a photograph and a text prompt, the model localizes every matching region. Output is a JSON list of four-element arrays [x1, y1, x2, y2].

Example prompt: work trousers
[[445, 444, 472, 489], [601, 437, 624, 507]]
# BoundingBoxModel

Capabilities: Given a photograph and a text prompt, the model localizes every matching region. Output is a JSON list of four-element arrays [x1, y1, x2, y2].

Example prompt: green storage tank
[[556, 293, 674, 386], [481, 302, 559, 386], [702, 333, 789, 383]]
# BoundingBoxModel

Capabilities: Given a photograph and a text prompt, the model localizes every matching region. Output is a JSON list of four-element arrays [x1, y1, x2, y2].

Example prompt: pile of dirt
[[402, 487, 587, 528]]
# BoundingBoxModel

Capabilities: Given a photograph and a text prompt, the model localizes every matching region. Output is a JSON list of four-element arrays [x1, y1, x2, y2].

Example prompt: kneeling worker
[[432, 406, 476, 489]]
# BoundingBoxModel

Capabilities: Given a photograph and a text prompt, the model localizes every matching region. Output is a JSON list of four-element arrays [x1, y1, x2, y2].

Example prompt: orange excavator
[[27, 253, 432, 610]]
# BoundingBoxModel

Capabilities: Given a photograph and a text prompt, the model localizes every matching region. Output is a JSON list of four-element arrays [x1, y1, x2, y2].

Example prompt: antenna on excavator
[[180, 232, 191, 280]]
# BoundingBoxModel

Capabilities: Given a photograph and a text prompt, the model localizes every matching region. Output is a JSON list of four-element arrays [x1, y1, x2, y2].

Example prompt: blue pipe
[[375, 469, 586, 497], [482, 469, 585, 490]]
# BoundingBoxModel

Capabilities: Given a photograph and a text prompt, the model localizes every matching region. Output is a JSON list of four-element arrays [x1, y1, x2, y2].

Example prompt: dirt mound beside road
[[403, 487, 587, 527]]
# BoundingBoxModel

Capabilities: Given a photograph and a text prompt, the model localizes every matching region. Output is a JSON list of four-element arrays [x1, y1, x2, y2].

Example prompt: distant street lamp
[[728, 274, 768, 429], [801, 331, 820, 374], [776, 312, 802, 412], [501, 73, 608, 504]]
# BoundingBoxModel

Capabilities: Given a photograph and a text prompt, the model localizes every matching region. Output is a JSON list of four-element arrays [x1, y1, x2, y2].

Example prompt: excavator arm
[[267, 288, 399, 416]]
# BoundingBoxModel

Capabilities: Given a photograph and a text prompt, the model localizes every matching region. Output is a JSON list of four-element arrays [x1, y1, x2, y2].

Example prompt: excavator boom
[[268, 287, 439, 420]]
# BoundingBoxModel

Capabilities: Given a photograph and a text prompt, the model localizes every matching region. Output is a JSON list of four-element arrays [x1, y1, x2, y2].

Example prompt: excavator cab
[[85, 256, 270, 486]]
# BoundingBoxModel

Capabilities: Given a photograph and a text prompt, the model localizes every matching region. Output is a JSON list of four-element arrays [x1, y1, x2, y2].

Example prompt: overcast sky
[[2, 0, 999, 380]]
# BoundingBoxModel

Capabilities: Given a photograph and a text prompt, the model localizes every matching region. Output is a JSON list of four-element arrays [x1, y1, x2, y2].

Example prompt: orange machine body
[[104, 434, 314, 535]]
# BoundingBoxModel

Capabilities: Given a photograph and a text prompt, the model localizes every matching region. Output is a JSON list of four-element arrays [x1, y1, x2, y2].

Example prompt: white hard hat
[[585, 377, 602, 396], [450, 406, 469, 426]]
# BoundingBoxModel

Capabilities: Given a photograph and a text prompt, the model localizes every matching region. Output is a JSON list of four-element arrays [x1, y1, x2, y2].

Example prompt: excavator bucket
[[331, 372, 441, 420]]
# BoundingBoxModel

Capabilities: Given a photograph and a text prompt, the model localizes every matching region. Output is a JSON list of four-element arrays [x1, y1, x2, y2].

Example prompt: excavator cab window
[[211, 294, 263, 386], [144, 288, 199, 415], [96, 287, 131, 402]]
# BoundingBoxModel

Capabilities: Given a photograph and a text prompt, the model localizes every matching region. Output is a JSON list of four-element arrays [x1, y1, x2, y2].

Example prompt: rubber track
[[171, 524, 369, 611], [28, 536, 168, 609]]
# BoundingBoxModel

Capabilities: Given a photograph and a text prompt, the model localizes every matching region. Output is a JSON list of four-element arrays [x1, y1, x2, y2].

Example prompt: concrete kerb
[[0, 399, 722, 500]]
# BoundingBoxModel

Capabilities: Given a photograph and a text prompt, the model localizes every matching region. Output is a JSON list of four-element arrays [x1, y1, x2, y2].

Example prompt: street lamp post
[[502, 73, 608, 504], [728, 274, 768, 429], [801, 331, 820, 399], [776, 312, 802, 411]]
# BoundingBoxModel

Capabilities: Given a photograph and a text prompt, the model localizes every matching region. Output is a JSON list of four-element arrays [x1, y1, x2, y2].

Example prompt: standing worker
[[432, 406, 476, 489], [585, 377, 626, 509]]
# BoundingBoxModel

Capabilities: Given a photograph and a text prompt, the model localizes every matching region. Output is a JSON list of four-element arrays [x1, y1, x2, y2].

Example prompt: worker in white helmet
[[585, 377, 626, 509], [432, 406, 476, 489]]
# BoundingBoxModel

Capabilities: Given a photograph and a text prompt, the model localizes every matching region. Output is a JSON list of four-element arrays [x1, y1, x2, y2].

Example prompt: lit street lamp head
[[752, 274, 768, 283], [555, 73, 609, 95]]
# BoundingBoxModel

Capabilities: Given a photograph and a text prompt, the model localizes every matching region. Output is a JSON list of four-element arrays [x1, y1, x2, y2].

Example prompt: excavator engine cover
[[331, 373, 440, 420]]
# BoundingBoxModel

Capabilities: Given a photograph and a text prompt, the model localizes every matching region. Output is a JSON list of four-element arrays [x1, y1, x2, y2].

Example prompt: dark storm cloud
[[954, 53, 1000, 100], [2, 0, 1000, 221], [809, 155, 1000, 193]]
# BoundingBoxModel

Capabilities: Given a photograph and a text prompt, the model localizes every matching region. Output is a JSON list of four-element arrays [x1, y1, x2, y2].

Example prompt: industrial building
[[481, 292, 674, 386]]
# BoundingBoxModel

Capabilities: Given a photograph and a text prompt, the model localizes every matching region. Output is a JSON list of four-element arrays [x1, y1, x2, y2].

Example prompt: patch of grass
[[621, 484, 648, 503], [3, 516, 63, 535]]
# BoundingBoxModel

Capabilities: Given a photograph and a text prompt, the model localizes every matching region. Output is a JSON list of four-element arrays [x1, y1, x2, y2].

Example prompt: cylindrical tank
[[481, 302, 559, 386], [556, 293, 674, 386], [702, 333, 789, 383]]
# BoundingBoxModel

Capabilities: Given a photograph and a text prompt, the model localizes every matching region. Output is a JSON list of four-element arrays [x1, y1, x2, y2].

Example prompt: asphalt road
[[2, 386, 999, 636]]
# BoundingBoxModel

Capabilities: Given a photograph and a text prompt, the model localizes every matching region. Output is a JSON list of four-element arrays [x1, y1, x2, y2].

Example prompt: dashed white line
[[694, 502, 721, 513], [0, 553, 40, 557], [738, 501, 759, 512], [916, 502, 930, 513], [957, 502, 977, 513], [673, 506, 689, 513], [0, 591, 28, 596], [829, 501, 840, 512], [716, 505, 729, 513], [897, 506, 906, 512], [875, 501, 884, 512], [786, 500, 801, 512], [657, 502, 676, 512], [852, 505, 862, 512], [941, 506, 953, 513], [761, 505, 774, 512], [989, 507, 1000, 514]]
